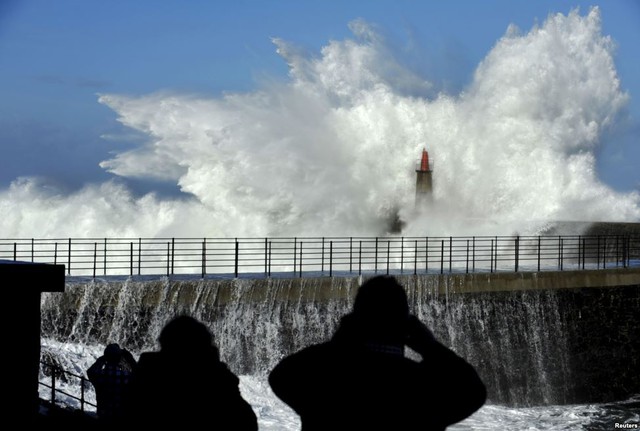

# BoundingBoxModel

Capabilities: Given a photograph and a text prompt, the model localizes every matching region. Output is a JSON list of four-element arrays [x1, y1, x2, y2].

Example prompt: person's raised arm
[[269, 345, 327, 416], [87, 356, 106, 381], [405, 315, 487, 426]]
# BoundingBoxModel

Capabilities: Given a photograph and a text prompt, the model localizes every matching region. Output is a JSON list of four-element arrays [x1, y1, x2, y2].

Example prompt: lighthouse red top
[[420, 148, 430, 172]]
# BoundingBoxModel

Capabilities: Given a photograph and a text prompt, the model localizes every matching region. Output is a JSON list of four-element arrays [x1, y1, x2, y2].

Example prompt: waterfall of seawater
[[408, 277, 572, 406], [40, 275, 573, 407]]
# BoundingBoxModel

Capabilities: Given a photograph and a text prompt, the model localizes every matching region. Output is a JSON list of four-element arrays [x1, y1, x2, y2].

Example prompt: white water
[[2, 7, 639, 239], [40, 338, 639, 430], [38, 277, 640, 429]]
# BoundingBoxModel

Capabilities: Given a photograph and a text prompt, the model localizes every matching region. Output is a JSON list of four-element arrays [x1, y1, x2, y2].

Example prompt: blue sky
[[0, 0, 638, 198]]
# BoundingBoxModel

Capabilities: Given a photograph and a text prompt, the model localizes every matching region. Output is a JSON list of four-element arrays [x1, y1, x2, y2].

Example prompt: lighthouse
[[415, 148, 433, 206]]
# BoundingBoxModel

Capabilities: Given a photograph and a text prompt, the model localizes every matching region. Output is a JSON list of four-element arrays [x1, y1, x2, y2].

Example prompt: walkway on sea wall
[[60, 266, 640, 306], [401, 266, 640, 294]]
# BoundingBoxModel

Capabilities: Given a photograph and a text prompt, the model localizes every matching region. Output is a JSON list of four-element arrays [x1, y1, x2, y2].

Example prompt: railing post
[[171, 238, 175, 275], [493, 235, 499, 272], [414, 240, 418, 275], [596, 235, 601, 269], [264, 238, 268, 276], [375, 237, 379, 274], [293, 237, 297, 276], [299, 241, 303, 278], [329, 241, 333, 277], [80, 376, 86, 412], [472, 237, 476, 272], [559, 238, 564, 271], [603, 236, 607, 269], [31, 237, 34, 262], [54, 242, 58, 265], [234, 239, 239, 278], [51, 365, 57, 405], [623, 235, 629, 268], [466, 239, 470, 274], [138, 238, 142, 275], [400, 237, 404, 273], [13, 242, 16, 261], [321, 237, 325, 273], [68, 238, 72, 275], [104, 238, 107, 276], [93, 242, 97, 279], [514, 236, 519, 272], [578, 235, 582, 268], [386, 240, 390, 275], [490, 239, 494, 273], [449, 236, 452, 273], [537, 236, 541, 272], [440, 240, 444, 274], [358, 240, 362, 275], [582, 237, 586, 270], [425, 237, 429, 273], [202, 240, 206, 278], [130, 242, 133, 276], [268, 241, 272, 277]]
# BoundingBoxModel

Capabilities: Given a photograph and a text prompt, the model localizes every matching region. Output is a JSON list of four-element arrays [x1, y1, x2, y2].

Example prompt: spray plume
[[1, 7, 638, 238]]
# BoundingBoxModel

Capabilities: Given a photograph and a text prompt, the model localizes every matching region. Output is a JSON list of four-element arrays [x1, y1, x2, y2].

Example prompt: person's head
[[347, 275, 410, 345], [159, 315, 215, 356], [104, 343, 122, 364]]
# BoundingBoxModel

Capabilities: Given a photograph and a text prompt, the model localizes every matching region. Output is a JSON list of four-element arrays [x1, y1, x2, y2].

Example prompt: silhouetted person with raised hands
[[269, 275, 487, 431], [126, 315, 257, 430], [87, 342, 137, 427]]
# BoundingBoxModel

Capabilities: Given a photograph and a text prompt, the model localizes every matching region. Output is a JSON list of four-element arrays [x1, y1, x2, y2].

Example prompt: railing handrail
[[39, 360, 96, 413], [3, 234, 639, 279]]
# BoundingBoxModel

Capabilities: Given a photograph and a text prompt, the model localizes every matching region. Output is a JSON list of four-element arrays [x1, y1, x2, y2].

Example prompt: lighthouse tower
[[415, 148, 433, 206]]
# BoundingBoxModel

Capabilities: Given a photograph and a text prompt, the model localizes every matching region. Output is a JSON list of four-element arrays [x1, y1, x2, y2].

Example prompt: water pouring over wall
[[41, 272, 639, 407]]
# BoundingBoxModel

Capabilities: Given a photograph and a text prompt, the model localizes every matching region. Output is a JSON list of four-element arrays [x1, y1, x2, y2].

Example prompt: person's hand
[[405, 315, 436, 356]]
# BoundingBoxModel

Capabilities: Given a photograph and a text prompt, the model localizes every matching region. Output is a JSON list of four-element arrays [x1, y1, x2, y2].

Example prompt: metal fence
[[2, 235, 639, 279], [39, 361, 96, 413]]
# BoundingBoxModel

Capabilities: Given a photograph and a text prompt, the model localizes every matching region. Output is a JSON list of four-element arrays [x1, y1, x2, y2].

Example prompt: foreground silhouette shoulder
[[269, 275, 486, 431], [126, 315, 257, 430]]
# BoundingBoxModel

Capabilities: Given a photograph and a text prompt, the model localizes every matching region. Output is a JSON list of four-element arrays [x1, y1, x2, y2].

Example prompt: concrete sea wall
[[41, 268, 640, 406]]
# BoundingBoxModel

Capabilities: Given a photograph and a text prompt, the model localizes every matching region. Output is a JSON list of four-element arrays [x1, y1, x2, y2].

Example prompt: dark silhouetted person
[[126, 315, 258, 430], [269, 275, 487, 431], [87, 342, 137, 426]]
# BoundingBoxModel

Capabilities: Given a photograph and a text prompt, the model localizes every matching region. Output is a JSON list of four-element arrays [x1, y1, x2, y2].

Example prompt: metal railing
[[3, 234, 639, 279], [39, 361, 96, 413]]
